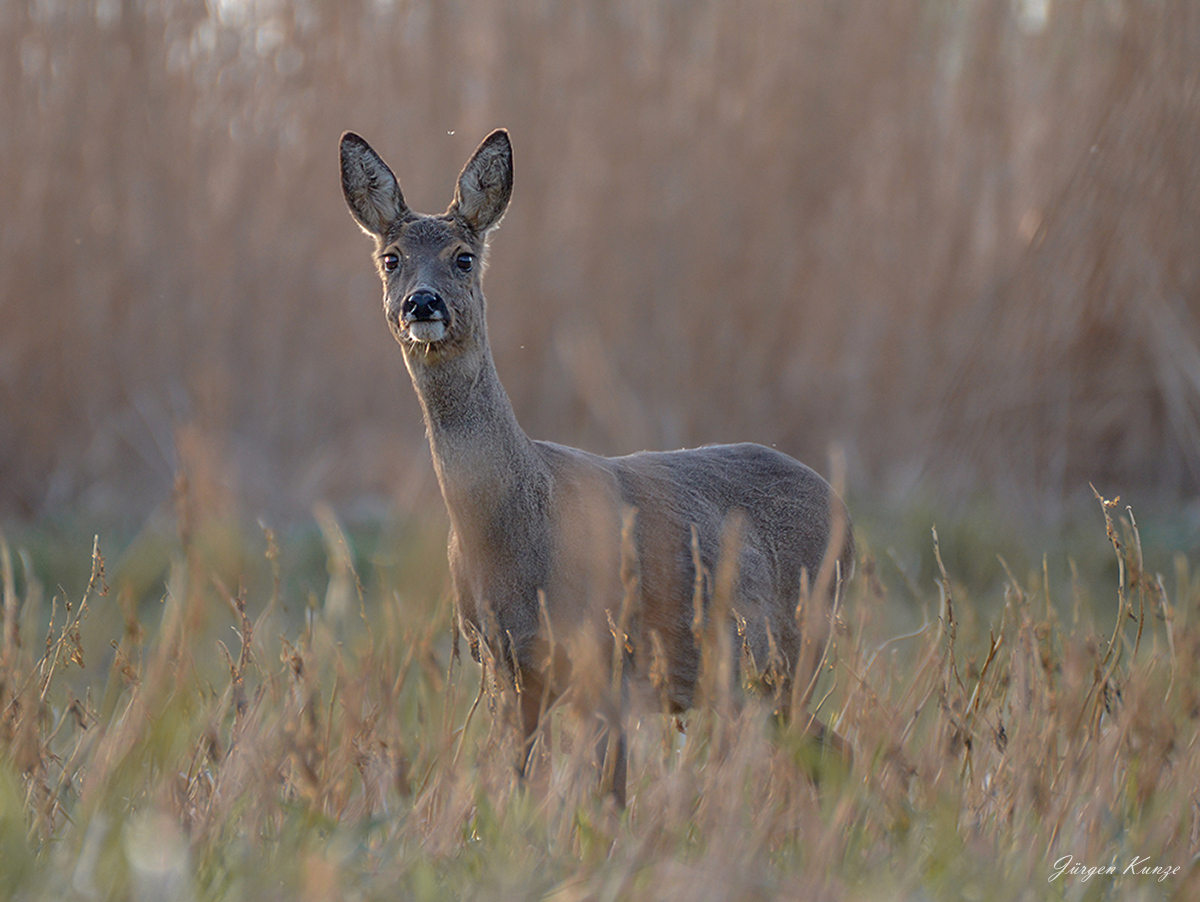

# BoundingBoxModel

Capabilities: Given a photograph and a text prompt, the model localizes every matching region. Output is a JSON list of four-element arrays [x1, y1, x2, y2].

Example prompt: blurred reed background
[[2, 0, 1198, 528]]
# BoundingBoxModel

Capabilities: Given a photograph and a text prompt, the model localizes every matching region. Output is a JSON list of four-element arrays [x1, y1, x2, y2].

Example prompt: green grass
[[2, 493, 1198, 901]]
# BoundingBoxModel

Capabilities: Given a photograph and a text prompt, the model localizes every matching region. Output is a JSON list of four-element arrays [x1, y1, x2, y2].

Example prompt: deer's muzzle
[[400, 289, 449, 343]]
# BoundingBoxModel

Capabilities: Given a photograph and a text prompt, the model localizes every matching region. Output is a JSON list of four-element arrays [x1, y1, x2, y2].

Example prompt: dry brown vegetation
[[1, 487, 1199, 899], [2, 1, 1199, 524], [3, 4, 1200, 895]]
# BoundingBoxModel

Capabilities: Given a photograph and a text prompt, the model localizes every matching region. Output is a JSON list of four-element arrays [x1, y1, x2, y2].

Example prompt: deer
[[339, 128, 854, 807]]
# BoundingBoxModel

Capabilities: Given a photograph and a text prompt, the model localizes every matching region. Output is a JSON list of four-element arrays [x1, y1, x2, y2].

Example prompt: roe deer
[[339, 129, 853, 806]]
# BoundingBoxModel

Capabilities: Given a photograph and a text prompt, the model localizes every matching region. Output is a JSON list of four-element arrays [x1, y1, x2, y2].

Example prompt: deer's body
[[340, 129, 853, 805]]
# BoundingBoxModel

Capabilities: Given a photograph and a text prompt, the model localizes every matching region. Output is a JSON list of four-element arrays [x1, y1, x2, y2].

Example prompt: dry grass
[[2, 487, 1198, 900], [4, 3, 1197, 896], [3, 0, 1199, 521]]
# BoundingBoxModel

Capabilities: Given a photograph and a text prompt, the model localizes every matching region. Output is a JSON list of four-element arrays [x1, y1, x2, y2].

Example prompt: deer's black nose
[[402, 289, 447, 322]]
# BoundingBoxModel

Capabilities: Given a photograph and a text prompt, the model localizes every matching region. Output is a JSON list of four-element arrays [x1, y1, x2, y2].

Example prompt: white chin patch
[[406, 320, 447, 344]]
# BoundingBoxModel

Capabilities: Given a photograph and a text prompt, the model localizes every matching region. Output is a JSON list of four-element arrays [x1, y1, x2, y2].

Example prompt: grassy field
[[1, 492, 1197, 901], [4, 4, 1197, 898], [6, 2, 1198, 520]]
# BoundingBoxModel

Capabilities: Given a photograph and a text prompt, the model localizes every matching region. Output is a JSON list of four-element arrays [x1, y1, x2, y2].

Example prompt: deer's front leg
[[515, 666, 552, 783], [597, 721, 627, 809]]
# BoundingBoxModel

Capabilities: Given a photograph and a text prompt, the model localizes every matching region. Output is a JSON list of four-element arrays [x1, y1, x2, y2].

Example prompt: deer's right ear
[[340, 132, 408, 238]]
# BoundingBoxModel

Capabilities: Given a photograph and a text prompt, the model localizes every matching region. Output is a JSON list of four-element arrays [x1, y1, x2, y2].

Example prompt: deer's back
[[533, 440, 852, 709], [610, 442, 847, 578]]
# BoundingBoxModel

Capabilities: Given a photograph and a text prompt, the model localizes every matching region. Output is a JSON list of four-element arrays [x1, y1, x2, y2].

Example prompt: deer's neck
[[406, 346, 547, 521]]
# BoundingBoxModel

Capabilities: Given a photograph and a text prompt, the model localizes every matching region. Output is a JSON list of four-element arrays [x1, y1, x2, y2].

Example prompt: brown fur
[[339, 129, 853, 806]]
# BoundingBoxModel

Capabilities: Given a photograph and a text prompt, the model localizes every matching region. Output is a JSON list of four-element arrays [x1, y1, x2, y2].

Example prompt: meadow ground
[[1, 491, 1198, 901]]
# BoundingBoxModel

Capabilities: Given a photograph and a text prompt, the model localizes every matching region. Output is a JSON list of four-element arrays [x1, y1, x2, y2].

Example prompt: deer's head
[[340, 130, 513, 364]]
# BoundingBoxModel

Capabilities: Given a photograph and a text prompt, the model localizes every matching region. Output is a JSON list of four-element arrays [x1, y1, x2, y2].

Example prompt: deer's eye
[[381, 252, 400, 273], [454, 252, 474, 273]]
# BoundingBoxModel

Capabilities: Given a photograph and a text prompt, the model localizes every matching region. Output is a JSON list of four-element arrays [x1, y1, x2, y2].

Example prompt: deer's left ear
[[449, 129, 512, 234]]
